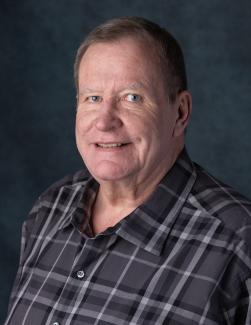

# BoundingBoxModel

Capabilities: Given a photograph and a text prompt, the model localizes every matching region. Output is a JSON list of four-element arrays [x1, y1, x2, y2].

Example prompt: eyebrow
[[79, 87, 100, 95], [79, 82, 147, 96], [123, 82, 146, 91]]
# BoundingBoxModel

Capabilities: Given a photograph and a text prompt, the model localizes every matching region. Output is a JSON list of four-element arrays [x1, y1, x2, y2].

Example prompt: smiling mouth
[[96, 143, 129, 148]]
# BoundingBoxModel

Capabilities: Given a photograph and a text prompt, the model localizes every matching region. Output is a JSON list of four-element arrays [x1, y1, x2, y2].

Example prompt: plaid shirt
[[5, 149, 251, 325]]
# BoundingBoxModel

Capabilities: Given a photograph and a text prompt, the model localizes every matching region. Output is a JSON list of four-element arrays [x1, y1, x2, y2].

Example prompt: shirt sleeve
[[223, 274, 251, 324]]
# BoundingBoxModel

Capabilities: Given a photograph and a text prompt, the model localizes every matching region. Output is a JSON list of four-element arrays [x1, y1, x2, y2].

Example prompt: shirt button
[[52, 322, 60, 325], [76, 270, 85, 279]]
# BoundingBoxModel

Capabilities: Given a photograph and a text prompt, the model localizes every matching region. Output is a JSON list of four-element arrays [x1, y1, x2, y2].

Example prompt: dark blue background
[[1, 0, 251, 322]]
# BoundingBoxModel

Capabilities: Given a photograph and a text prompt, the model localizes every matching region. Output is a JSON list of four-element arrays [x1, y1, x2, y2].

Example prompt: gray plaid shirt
[[5, 150, 251, 324]]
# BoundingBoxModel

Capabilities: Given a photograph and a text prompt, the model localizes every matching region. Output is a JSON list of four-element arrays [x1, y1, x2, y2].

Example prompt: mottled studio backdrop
[[1, 0, 251, 321]]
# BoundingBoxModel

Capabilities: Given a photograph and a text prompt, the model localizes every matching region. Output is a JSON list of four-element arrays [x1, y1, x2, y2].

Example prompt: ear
[[173, 91, 192, 137]]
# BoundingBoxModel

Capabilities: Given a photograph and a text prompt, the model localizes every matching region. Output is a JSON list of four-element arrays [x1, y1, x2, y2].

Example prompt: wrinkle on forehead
[[78, 38, 167, 101]]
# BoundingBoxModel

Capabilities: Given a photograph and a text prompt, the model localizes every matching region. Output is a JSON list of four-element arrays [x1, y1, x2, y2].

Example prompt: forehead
[[78, 37, 162, 86], [83, 36, 155, 60]]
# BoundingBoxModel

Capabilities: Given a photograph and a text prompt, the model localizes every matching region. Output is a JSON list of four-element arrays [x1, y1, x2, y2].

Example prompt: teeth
[[97, 143, 123, 148]]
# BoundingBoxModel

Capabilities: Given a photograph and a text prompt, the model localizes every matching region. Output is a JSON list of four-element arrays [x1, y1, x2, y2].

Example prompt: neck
[[97, 142, 184, 205], [90, 144, 184, 234]]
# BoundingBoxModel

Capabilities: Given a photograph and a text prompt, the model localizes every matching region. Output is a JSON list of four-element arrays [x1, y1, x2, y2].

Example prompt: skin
[[75, 37, 192, 234]]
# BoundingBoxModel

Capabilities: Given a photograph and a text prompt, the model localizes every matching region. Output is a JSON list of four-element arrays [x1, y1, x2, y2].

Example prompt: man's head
[[75, 17, 192, 187], [74, 16, 187, 103]]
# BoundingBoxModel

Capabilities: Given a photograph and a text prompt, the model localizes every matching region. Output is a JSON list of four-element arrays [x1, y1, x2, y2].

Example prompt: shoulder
[[188, 163, 251, 311], [26, 168, 91, 227], [40, 168, 91, 199], [18, 168, 91, 264], [190, 162, 251, 248]]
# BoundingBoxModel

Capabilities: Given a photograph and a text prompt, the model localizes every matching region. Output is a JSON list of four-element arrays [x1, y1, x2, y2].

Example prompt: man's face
[[76, 37, 182, 185]]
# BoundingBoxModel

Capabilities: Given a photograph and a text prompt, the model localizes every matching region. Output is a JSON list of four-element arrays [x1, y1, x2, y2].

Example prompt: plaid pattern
[[5, 149, 251, 325]]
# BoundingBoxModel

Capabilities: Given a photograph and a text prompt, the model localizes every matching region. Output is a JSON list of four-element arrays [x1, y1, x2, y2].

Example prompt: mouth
[[95, 142, 129, 148]]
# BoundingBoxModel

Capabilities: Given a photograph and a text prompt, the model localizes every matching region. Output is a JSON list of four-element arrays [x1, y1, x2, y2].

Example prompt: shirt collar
[[58, 148, 197, 256], [57, 178, 97, 234]]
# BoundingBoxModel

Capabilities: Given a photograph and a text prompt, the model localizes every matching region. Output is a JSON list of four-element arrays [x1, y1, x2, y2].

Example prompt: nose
[[94, 100, 122, 131]]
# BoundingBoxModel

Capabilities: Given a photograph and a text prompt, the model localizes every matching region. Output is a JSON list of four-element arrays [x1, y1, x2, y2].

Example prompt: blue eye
[[87, 95, 102, 103], [126, 94, 142, 102]]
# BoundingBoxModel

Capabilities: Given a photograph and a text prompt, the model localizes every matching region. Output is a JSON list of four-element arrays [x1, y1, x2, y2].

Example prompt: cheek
[[135, 114, 173, 156], [75, 117, 83, 136], [75, 116, 91, 152], [127, 117, 160, 156], [75, 112, 94, 135], [137, 114, 162, 139], [75, 120, 83, 147]]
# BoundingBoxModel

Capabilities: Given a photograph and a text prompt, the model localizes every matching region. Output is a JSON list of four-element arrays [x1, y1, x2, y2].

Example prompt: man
[[5, 17, 251, 324]]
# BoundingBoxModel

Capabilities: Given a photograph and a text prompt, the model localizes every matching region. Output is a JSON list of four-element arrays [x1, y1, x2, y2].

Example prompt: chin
[[88, 161, 133, 182]]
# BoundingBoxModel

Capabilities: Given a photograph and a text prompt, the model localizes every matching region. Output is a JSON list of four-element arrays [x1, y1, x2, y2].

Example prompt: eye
[[86, 95, 102, 103], [125, 94, 142, 103]]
